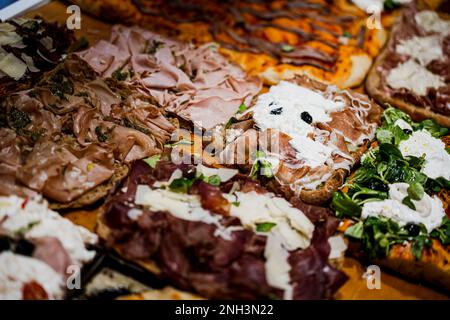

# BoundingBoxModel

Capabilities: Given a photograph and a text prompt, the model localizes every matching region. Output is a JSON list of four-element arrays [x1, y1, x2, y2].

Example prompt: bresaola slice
[[78, 25, 262, 130], [100, 160, 347, 300]]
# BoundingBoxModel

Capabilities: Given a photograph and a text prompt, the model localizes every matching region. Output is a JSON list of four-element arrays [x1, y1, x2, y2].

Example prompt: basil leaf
[[143, 154, 161, 169], [231, 201, 240, 207], [256, 222, 277, 232]]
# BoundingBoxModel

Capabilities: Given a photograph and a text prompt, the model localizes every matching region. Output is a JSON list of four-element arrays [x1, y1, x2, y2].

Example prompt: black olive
[[405, 223, 420, 237], [0, 237, 11, 253], [14, 239, 35, 256], [301, 111, 313, 124], [270, 107, 283, 115], [403, 129, 413, 135], [366, 181, 388, 192], [183, 166, 197, 179]]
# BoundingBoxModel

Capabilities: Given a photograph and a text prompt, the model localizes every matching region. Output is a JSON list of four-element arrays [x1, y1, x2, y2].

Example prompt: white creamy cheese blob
[[0, 252, 64, 300], [399, 130, 450, 180], [362, 183, 446, 232], [252, 81, 345, 168], [386, 60, 445, 96], [393, 119, 413, 131], [415, 10, 450, 35], [134, 185, 240, 240], [396, 35, 443, 66], [0, 196, 98, 265]]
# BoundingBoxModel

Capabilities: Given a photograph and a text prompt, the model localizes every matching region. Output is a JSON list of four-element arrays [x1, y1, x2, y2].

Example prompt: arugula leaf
[[414, 119, 449, 138], [344, 221, 364, 239], [392, 125, 409, 145], [143, 154, 161, 168], [256, 222, 277, 232], [169, 177, 194, 193], [250, 151, 274, 179], [376, 129, 393, 145], [411, 235, 432, 260], [332, 192, 362, 218], [407, 182, 424, 201], [204, 175, 221, 186], [381, 107, 412, 127], [431, 216, 450, 245], [401, 196, 416, 210]]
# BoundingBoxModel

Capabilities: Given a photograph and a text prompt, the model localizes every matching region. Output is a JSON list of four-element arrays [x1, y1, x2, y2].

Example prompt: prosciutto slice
[[79, 25, 262, 129]]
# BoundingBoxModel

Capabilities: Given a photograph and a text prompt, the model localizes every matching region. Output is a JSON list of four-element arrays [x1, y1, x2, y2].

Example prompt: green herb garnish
[[143, 154, 161, 168], [256, 222, 277, 232]]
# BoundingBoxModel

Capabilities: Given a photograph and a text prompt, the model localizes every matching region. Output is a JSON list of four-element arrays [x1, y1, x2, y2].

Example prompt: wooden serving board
[[25, 0, 449, 300]]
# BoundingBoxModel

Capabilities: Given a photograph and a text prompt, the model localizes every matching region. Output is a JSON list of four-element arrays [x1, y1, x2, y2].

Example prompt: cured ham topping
[[221, 76, 382, 196], [0, 55, 176, 204], [78, 25, 261, 130], [102, 160, 347, 299], [379, 6, 450, 115]]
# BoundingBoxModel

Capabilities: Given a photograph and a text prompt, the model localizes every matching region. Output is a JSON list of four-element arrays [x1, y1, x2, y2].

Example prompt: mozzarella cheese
[[362, 183, 445, 232], [415, 10, 450, 36], [399, 130, 450, 180], [0, 195, 98, 265], [396, 35, 443, 66], [386, 60, 445, 96], [252, 81, 345, 168], [0, 252, 64, 300]]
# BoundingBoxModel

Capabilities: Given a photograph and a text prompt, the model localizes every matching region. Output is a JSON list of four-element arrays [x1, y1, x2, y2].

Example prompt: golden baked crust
[[70, 0, 388, 88]]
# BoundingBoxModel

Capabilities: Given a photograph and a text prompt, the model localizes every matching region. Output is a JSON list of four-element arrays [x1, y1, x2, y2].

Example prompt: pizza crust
[[366, 9, 450, 128]]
